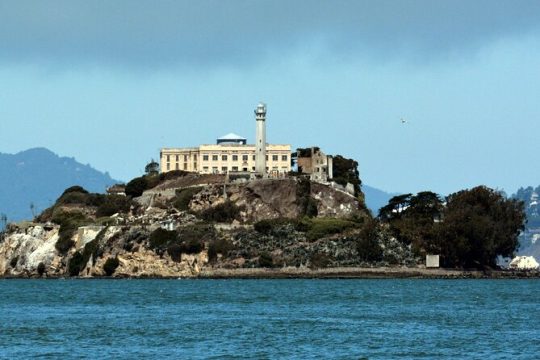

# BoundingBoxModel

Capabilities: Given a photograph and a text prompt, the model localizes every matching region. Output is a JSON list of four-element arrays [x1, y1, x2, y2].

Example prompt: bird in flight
[[401, 118, 407, 124]]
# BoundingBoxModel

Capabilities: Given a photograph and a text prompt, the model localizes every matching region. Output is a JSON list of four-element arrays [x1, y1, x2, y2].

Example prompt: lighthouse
[[255, 102, 267, 176]]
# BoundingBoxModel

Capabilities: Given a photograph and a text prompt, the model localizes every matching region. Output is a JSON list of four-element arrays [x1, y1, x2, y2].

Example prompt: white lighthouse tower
[[254, 102, 267, 176]]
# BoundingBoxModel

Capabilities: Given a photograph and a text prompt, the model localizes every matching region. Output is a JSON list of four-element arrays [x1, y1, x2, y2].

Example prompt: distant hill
[[511, 186, 540, 259], [0, 148, 119, 225], [363, 184, 397, 215]]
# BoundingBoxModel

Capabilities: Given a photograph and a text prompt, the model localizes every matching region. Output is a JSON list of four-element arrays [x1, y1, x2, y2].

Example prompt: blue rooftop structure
[[216, 133, 247, 145]]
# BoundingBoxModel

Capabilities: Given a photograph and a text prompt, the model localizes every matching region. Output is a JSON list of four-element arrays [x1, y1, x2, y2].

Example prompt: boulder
[[509, 256, 539, 270]]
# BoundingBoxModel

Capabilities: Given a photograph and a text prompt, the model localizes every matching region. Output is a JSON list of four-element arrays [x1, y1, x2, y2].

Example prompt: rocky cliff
[[0, 175, 416, 278]]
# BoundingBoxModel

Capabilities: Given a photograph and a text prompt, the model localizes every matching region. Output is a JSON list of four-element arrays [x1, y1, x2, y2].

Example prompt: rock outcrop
[[509, 256, 539, 270], [0, 176, 385, 278]]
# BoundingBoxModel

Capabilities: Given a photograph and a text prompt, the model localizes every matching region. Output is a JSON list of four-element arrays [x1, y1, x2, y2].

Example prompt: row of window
[[165, 154, 197, 162], [202, 166, 289, 173], [165, 162, 197, 171], [201, 154, 288, 162]]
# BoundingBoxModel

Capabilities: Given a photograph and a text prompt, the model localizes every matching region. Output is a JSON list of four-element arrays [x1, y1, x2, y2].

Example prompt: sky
[[1, 0, 540, 196]]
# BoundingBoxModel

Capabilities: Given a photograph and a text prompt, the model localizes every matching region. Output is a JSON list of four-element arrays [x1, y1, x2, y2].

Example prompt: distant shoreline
[[3, 267, 539, 279]]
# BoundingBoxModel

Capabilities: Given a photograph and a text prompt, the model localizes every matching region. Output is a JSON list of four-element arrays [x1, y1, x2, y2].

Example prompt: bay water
[[0, 279, 538, 359]]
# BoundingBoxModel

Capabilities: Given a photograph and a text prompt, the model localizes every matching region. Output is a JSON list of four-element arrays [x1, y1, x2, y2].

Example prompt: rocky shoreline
[[2, 267, 539, 280]]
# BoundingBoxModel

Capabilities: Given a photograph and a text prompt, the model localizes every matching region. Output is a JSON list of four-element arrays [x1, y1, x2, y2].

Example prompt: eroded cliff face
[[0, 225, 61, 277], [0, 224, 208, 278]]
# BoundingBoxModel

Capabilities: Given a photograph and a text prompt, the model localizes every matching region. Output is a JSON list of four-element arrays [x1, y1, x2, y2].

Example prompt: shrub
[[208, 238, 232, 262], [55, 235, 75, 254], [61, 186, 89, 196], [159, 170, 189, 182], [309, 253, 331, 269], [52, 211, 91, 254], [67, 237, 101, 276], [125, 176, 148, 197], [181, 238, 204, 254], [305, 198, 319, 217], [254, 218, 289, 234], [357, 236, 383, 263], [177, 224, 214, 254], [58, 191, 90, 205], [56, 190, 106, 207], [296, 177, 318, 217], [103, 257, 120, 276], [167, 244, 183, 262], [96, 195, 132, 217], [258, 251, 274, 268], [68, 251, 85, 276], [254, 219, 274, 234], [179, 224, 215, 241], [207, 243, 218, 262], [357, 219, 383, 262], [304, 218, 357, 241], [37, 262, 46, 276], [149, 228, 178, 250], [254, 218, 300, 235], [173, 187, 202, 211], [200, 201, 243, 222]]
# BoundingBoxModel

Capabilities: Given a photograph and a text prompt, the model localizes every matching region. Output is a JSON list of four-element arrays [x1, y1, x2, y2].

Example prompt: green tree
[[145, 159, 160, 175], [378, 193, 412, 221], [332, 155, 362, 197], [438, 186, 526, 268], [378, 192, 443, 256], [125, 176, 148, 198]]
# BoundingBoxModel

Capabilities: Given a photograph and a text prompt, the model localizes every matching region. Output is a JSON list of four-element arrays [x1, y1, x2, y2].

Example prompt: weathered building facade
[[297, 147, 334, 182]]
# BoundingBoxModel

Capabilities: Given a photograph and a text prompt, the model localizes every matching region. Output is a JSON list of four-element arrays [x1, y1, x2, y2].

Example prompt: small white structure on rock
[[426, 254, 440, 268], [509, 256, 539, 270]]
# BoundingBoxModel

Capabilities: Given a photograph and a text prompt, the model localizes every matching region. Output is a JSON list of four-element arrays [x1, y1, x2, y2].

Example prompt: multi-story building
[[160, 103, 291, 176], [297, 147, 334, 182]]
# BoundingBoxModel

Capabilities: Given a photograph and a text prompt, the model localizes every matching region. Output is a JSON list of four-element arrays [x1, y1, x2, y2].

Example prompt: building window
[[221, 166, 228, 172], [212, 155, 218, 161], [272, 155, 278, 161], [243, 167, 248, 171], [176, 155, 179, 162], [194, 154, 197, 161], [252, 167, 255, 171], [184, 155, 188, 161], [184, 163, 188, 170], [242, 155, 248, 161], [203, 155, 209, 161], [212, 166, 218, 173], [232, 166, 238, 171], [194, 163, 197, 170], [252, 155, 256, 161], [266, 155, 268, 161], [222, 155, 228, 161], [203, 166, 209, 171], [166, 155, 170, 162], [232, 155, 238, 161], [166, 163, 170, 170], [282, 155, 288, 161], [175, 163, 179, 170], [272, 166, 278, 170]]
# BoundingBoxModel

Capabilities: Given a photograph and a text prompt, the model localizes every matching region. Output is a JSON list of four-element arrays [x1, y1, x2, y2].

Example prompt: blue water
[[0, 279, 538, 359]]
